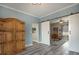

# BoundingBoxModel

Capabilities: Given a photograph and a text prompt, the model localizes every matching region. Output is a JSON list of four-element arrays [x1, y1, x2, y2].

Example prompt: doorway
[[32, 23, 39, 44], [40, 19, 69, 46], [50, 18, 69, 46]]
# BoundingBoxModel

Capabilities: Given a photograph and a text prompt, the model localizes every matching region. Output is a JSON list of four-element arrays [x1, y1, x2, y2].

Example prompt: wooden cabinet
[[16, 41, 25, 53], [0, 44, 4, 54], [16, 32, 25, 41], [3, 42, 15, 55], [0, 18, 25, 55]]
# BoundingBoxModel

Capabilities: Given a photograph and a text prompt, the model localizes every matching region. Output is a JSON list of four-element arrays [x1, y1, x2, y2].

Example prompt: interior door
[[68, 13, 79, 52], [32, 24, 39, 42], [41, 21, 50, 45]]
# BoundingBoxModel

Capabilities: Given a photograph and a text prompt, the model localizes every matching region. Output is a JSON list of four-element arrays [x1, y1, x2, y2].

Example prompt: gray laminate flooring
[[17, 42, 79, 55]]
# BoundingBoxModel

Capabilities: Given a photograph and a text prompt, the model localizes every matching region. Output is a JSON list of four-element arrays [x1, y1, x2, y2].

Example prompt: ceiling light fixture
[[59, 20, 64, 24]]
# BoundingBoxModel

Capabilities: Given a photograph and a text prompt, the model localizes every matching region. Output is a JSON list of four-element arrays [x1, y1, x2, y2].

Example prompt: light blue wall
[[0, 6, 3, 18], [41, 4, 79, 22], [0, 6, 40, 46]]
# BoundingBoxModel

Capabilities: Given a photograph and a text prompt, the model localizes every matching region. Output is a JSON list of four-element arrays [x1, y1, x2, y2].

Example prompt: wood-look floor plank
[[18, 42, 79, 55]]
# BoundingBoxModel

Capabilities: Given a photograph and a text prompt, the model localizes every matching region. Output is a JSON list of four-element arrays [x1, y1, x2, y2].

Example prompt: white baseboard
[[68, 47, 79, 53], [39, 42, 50, 46], [38, 42, 42, 43], [25, 44, 33, 47]]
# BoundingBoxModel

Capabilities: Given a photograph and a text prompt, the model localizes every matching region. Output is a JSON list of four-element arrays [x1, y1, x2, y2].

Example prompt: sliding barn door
[[68, 13, 79, 52], [41, 21, 50, 45]]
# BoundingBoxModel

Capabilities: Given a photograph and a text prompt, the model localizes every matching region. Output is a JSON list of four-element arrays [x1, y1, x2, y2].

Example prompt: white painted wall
[[41, 21, 50, 45], [32, 24, 39, 42], [68, 13, 79, 52]]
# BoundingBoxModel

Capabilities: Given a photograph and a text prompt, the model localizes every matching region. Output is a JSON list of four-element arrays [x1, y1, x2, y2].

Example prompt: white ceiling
[[0, 3, 74, 18]]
